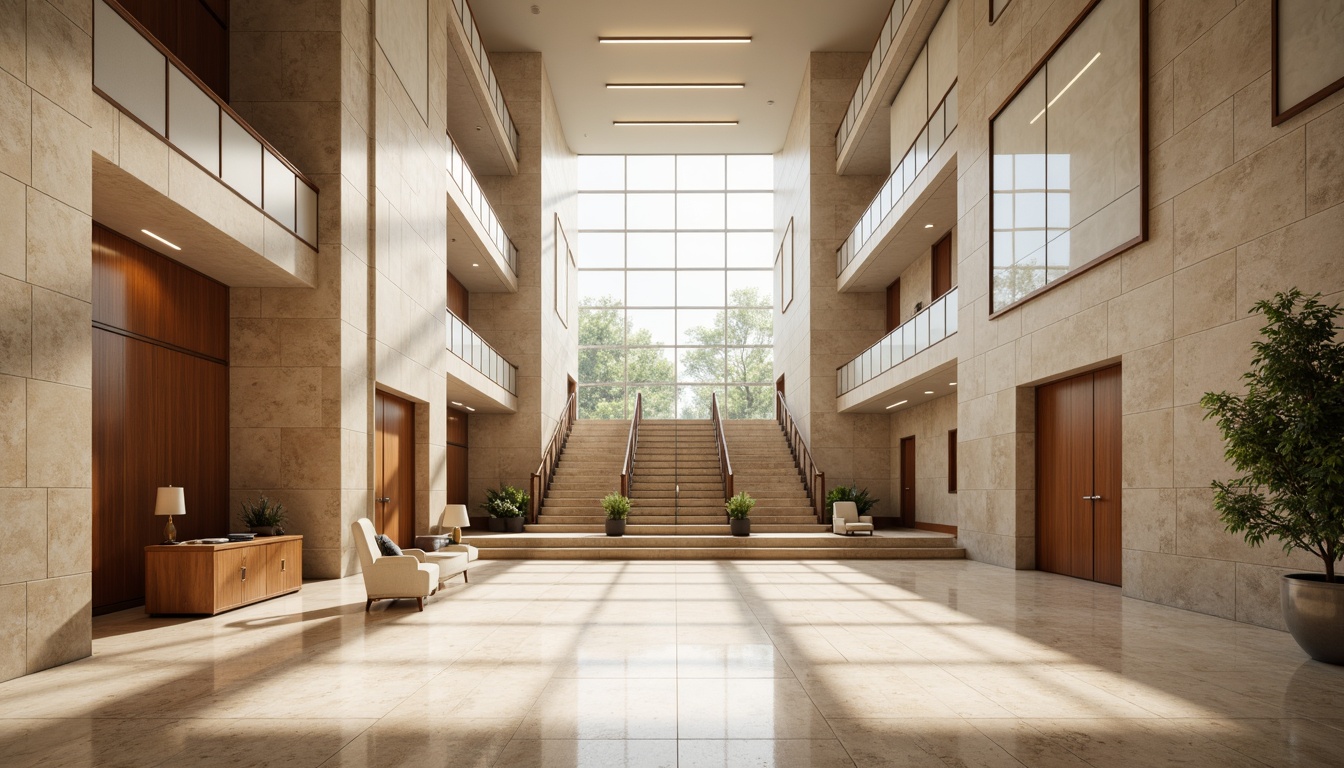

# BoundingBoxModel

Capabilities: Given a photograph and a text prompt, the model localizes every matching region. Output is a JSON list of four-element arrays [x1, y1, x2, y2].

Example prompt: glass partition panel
[[990, 0, 1143, 313], [167, 68, 219, 174], [263, 151, 296, 230], [445, 309, 518, 395], [837, 287, 959, 396], [94, 1, 166, 133]]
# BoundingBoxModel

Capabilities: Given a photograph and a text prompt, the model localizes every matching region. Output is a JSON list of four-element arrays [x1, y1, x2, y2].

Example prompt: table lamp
[[443, 504, 470, 544], [156, 486, 186, 544]]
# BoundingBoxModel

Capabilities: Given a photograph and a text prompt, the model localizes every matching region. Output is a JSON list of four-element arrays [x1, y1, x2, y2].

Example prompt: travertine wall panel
[[889, 392, 958, 527], [954, 0, 1344, 627], [0, 0, 94, 683]]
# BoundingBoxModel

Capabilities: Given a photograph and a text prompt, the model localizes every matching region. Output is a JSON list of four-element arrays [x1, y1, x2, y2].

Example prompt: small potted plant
[[240, 495, 286, 536], [482, 485, 530, 533], [825, 484, 879, 518], [602, 492, 631, 536], [726, 491, 755, 537], [1202, 290, 1344, 664]]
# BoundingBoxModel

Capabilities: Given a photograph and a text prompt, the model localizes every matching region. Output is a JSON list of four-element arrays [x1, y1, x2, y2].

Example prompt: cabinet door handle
[[241, 565, 247, 582], [1082, 495, 1102, 500], [376, 497, 391, 504], [281, 558, 286, 572]]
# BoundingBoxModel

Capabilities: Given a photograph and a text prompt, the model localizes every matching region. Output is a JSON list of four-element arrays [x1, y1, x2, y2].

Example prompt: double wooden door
[[1036, 366, 1121, 585], [375, 391, 415, 547]]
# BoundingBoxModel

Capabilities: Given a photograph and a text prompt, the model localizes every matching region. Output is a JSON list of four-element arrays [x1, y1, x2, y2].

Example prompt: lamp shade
[[442, 504, 470, 529], [154, 486, 186, 516]]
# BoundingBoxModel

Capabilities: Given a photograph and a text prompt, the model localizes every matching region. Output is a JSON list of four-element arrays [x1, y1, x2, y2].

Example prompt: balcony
[[446, 309, 518, 413], [446, 0, 520, 175], [837, 82, 957, 292], [447, 135, 520, 292], [835, 0, 950, 175], [837, 287, 958, 413], [90, 0, 316, 288]]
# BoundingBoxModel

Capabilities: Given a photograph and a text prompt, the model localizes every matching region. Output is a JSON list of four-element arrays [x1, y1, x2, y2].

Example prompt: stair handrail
[[620, 392, 643, 497], [776, 390, 826, 523], [710, 392, 735, 501], [530, 392, 577, 524]]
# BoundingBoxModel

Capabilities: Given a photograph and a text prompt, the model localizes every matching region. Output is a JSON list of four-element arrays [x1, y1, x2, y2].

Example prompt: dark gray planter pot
[[605, 519, 626, 536], [504, 517, 525, 533], [487, 517, 506, 532], [730, 518, 750, 537], [1282, 574, 1344, 665]]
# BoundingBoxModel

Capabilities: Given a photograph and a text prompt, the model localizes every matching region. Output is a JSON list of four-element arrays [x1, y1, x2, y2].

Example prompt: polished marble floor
[[2, 560, 1342, 767]]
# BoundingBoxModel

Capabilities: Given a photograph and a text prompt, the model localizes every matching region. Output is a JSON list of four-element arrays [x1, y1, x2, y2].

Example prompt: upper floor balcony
[[447, 135, 520, 292], [91, 0, 316, 288], [446, 0, 520, 175], [835, 0, 951, 175], [446, 309, 518, 413], [837, 286, 958, 413], [837, 81, 957, 293]]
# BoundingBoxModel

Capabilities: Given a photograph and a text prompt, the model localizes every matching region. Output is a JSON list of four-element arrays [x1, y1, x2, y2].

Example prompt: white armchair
[[832, 501, 875, 535], [351, 518, 439, 611]]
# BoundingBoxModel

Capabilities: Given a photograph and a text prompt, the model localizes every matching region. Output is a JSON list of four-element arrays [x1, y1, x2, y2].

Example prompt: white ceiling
[[470, 0, 894, 155]]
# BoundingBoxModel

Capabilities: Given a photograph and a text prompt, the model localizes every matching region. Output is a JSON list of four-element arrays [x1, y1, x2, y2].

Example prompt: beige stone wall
[[897, 228, 958, 321], [773, 67, 812, 438], [470, 53, 578, 510], [955, 0, 1344, 626], [0, 0, 94, 682], [889, 392, 959, 528], [229, 0, 364, 578]]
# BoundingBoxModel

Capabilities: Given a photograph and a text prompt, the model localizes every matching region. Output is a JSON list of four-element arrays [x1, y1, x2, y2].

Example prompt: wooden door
[[269, 539, 303, 593], [931, 232, 952, 300], [1036, 365, 1121, 585], [214, 548, 248, 610], [375, 391, 416, 547], [447, 405, 469, 506], [900, 436, 916, 528], [886, 279, 901, 332]]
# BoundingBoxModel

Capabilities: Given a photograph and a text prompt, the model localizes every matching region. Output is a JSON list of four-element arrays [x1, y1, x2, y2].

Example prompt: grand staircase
[[465, 413, 965, 561]]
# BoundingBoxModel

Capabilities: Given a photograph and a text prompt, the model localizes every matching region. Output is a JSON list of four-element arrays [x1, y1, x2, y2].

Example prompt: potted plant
[[240, 495, 286, 536], [1202, 290, 1344, 664], [482, 485, 530, 533], [825, 484, 879, 517], [726, 491, 755, 537], [602, 492, 630, 536]]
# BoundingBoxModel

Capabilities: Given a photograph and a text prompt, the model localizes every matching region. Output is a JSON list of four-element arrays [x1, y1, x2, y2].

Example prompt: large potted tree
[[1202, 290, 1344, 664]]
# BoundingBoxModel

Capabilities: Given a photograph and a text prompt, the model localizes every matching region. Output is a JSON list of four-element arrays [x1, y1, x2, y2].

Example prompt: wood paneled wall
[[93, 224, 229, 612], [447, 270, 469, 323], [115, 0, 230, 99], [447, 406, 468, 506]]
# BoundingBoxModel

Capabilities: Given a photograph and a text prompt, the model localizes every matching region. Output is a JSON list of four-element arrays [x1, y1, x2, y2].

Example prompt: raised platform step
[[465, 531, 957, 549], [538, 515, 827, 525], [526, 524, 831, 534], [476, 548, 964, 560]]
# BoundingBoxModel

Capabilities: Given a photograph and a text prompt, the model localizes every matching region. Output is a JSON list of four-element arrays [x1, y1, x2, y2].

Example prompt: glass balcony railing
[[447, 135, 518, 276], [451, 0, 520, 160], [837, 286, 957, 396], [93, 0, 318, 248], [447, 309, 517, 395], [835, 0, 913, 157], [837, 81, 957, 276]]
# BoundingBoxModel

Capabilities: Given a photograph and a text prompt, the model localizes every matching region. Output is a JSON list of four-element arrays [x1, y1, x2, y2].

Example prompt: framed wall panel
[[1272, 0, 1344, 125], [555, 214, 571, 328], [777, 217, 794, 313], [988, 0, 1147, 316]]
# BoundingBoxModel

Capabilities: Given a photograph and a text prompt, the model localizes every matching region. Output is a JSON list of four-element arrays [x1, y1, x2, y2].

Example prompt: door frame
[[374, 389, 417, 548], [775, 374, 786, 420], [899, 435, 916, 529]]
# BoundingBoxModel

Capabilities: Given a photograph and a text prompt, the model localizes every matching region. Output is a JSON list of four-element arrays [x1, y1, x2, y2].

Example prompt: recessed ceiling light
[[472, 263, 479, 267], [613, 120, 738, 127], [886, 400, 908, 409], [949, 382, 957, 386], [924, 223, 934, 229], [451, 401, 463, 407], [464, 406, 476, 412], [141, 229, 181, 251], [924, 390, 934, 395], [606, 83, 745, 90], [599, 36, 751, 44]]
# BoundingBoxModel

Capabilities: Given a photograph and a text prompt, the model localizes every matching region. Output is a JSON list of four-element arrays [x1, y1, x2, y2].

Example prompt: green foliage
[[239, 496, 287, 529], [482, 485, 529, 518], [825, 484, 879, 516], [725, 491, 756, 519], [578, 296, 677, 419], [601, 492, 631, 520], [1201, 290, 1344, 582], [679, 288, 774, 419]]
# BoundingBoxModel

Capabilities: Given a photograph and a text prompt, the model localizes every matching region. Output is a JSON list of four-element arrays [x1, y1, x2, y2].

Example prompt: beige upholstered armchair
[[832, 501, 875, 535], [351, 518, 439, 611]]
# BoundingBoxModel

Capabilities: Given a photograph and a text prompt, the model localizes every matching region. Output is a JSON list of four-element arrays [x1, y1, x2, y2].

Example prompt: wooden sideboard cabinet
[[145, 535, 303, 615]]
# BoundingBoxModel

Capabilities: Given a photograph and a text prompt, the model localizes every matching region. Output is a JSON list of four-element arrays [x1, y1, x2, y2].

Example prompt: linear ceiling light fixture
[[1030, 52, 1101, 124], [599, 36, 751, 44], [885, 400, 908, 409], [141, 229, 181, 251], [613, 120, 738, 127], [606, 82, 745, 90]]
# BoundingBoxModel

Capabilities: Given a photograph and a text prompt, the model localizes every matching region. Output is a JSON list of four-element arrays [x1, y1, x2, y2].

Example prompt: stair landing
[[461, 529, 964, 560]]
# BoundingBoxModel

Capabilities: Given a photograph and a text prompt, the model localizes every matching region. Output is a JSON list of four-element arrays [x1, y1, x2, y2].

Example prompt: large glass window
[[989, 0, 1144, 313], [578, 155, 775, 420]]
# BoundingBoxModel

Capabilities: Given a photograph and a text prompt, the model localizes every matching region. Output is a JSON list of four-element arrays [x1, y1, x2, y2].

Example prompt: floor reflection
[[0, 560, 1340, 767]]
